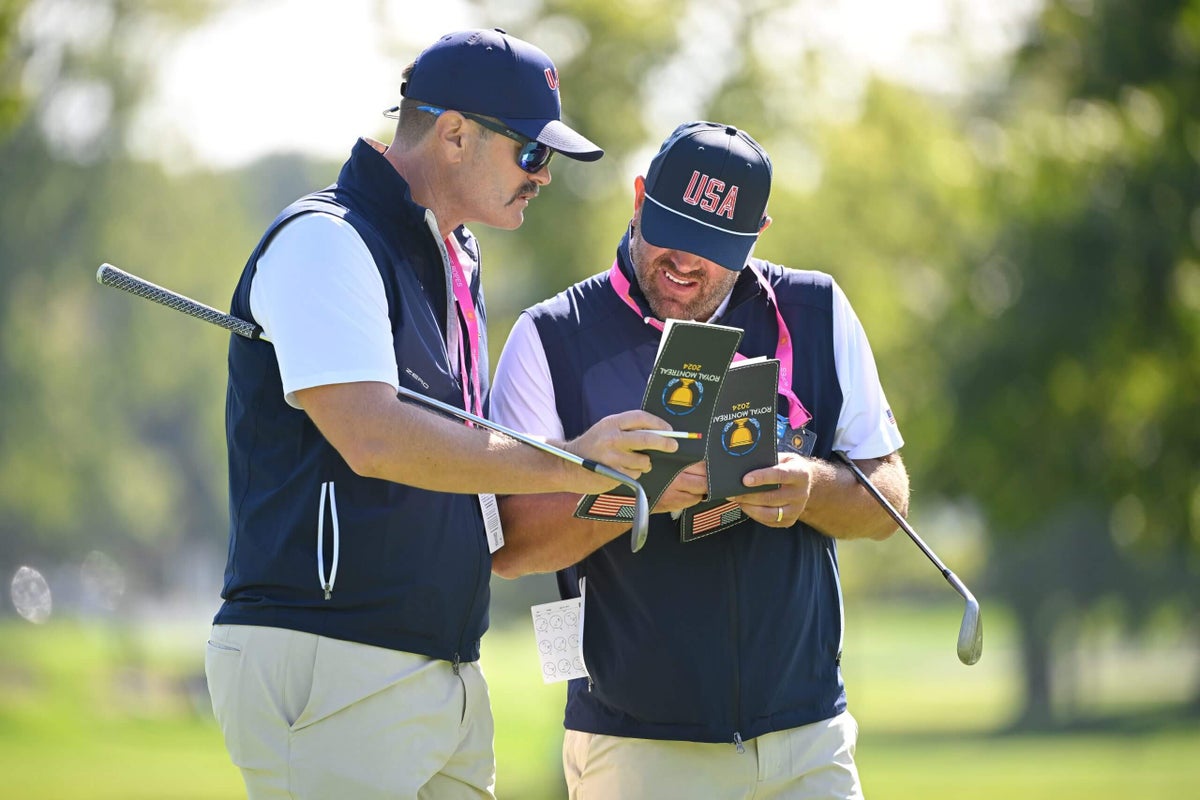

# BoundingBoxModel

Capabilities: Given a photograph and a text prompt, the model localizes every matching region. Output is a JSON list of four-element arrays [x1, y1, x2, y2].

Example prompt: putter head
[[630, 485, 650, 553], [957, 594, 983, 665]]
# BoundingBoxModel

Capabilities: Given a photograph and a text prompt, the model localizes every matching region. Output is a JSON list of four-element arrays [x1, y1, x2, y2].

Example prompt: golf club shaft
[[394, 386, 631, 494], [97, 262, 652, 551], [833, 450, 952, 576], [834, 450, 982, 665]]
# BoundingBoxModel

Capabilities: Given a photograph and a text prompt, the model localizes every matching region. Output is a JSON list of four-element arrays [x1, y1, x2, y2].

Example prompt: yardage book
[[704, 357, 780, 501], [680, 356, 781, 542], [574, 319, 743, 524]]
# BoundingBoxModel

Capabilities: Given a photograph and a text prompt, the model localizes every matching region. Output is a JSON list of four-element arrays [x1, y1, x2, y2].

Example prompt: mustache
[[507, 180, 539, 205]]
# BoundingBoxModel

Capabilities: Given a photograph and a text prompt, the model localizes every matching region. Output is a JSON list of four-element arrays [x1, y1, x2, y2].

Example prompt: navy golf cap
[[640, 122, 772, 271], [400, 28, 603, 162]]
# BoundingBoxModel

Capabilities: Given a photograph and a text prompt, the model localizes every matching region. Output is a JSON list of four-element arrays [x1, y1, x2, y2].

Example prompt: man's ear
[[433, 111, 469, 165], [759, 214, 773, 234], [632, 176, 648, 228], [633, 176, 647, 212]]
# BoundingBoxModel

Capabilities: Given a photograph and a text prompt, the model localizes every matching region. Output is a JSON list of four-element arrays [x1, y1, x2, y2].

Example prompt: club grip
[[96, 263, 262, 340]]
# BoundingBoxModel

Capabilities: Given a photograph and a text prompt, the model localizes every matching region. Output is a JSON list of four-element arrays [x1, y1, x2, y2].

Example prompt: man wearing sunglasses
[[205, 28, 676, 800]]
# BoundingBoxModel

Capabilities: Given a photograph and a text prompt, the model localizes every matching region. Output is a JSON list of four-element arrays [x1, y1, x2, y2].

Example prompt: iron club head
[[587, 461, 651, 553], [958, 597, 983, 666], [630, 485, 650, 552], [947, 572, 983, 665]]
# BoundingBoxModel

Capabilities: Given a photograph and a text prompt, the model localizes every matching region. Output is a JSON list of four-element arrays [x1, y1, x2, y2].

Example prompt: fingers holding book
[[731, 452, 816, 527]]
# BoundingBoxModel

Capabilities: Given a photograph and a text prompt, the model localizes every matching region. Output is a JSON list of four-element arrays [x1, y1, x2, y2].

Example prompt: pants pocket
[[204, 635, 245, 758]]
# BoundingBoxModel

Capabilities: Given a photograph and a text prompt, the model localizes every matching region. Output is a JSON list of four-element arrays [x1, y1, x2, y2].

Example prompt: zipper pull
[[323, 583, 332, 600], [452, 653, 461, 676], [733, 732, 745, 754]]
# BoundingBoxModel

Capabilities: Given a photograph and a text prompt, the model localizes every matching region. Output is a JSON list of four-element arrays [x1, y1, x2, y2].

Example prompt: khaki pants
[[564, 712, 862, 800], [205, 624, 495, 800]]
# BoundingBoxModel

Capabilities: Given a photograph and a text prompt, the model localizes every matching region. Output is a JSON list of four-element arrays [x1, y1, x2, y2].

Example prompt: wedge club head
[[948, 571, 983, 665]]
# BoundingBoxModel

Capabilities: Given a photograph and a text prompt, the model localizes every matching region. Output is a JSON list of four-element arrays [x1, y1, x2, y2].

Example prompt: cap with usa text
[[640, 122, 771, 271]]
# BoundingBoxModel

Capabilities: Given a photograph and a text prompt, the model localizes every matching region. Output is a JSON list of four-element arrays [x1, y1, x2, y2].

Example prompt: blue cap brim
[[639, 194, 757, 271], [500, 117, 603, 162]]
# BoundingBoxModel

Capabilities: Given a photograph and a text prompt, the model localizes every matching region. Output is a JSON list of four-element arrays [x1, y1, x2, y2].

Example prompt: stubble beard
[[630, 229, 736, 322]]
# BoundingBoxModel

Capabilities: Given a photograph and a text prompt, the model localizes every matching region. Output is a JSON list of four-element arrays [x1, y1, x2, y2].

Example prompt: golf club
[[833, 450, 983, 665], [96, 262, 652, 552]]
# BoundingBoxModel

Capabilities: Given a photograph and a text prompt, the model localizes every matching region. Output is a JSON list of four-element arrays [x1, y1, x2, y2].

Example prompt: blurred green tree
[[0, 0, 245, 603], [0, 0, 31, 132], [926, 0, 1200, 727]]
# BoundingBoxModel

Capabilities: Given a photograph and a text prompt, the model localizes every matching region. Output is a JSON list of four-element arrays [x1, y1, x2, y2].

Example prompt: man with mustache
[[490, 121, 910, 799], [205, 29, 675, 800]]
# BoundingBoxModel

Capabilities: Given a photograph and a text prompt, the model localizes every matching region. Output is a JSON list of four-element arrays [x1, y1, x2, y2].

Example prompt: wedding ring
[[775, 507, 784, 523]]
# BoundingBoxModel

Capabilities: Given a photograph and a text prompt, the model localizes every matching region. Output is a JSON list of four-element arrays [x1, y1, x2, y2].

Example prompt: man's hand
[[559, 410, 678, 495], [732, 451, 908, 539], [729, 452, 816, 528], [653, 461, 708, 515]]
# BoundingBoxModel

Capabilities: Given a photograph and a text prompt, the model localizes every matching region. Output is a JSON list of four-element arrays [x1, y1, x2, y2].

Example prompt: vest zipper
[[317, 481, 341, 600], [426, 209, 486, 669], [453, 497, 488, 670], [727, 537, 744, 750], [827, 546, 845, 666]]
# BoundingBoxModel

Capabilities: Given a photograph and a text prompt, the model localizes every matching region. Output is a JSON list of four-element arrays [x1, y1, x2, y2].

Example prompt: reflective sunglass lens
[[518, 143, 553, 173]]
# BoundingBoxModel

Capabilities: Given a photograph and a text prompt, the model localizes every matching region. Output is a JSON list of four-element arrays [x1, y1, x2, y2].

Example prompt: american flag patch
[[584, 494, 637, 520], [690, 501, 743, 536], [885, 408, 896, 425]]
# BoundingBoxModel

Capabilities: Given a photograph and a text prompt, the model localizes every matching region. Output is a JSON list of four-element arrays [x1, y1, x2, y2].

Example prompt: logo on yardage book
[[721, 417, 762, 456], [661, 378, 704, 415]]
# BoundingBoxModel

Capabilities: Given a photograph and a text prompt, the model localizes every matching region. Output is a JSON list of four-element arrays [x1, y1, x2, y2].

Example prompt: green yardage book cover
[[575, 319, 743, 524]]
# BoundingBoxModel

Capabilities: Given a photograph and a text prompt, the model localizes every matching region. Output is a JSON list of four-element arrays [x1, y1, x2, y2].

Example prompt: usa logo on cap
[[639, 121, 773, 272]]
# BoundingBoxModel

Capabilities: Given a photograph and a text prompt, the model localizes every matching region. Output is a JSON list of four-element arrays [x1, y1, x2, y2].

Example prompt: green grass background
[[1, 599, 1196, 799]]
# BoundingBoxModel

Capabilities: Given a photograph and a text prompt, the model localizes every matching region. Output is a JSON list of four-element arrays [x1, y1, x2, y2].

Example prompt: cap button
[[725, 125, 738, 135]]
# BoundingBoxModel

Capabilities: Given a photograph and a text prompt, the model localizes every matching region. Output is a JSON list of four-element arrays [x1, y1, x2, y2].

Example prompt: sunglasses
[[418, 105, 555, 174]]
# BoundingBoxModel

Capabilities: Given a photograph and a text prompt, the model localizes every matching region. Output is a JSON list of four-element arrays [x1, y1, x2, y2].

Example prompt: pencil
[[647, 430, 703, 440]]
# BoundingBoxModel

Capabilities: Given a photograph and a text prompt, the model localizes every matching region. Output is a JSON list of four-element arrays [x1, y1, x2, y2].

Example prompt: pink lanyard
[[445, 238, 484, 418], [608, 259, 812, 429]]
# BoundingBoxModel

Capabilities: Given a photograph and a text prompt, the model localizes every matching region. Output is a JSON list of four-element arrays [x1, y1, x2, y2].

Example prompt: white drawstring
[[328, 483, 340, 597], [317, 482, 341, 599]]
